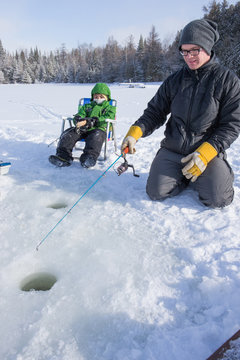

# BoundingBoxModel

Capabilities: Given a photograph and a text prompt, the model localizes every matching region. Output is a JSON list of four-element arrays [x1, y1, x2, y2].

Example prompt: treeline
[[0, 28, 178, 84], [0, 0, 239, 84]]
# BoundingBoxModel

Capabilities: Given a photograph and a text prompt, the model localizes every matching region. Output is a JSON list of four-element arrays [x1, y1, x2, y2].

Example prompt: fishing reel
[[114, 155, 139, 177]]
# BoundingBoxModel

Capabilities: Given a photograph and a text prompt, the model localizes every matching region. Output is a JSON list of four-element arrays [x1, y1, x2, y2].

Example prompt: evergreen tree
[[135, 35, 145, 81], [144, 26, 164, 81], [123, 35, 136, 82], [203, 0, 240, 75], [21, 70, 32, 84], [164, 31, 183, 76], [0, 70, 5, 83], [102, 37, 122, 82], [0, 40, 6, 82], [0, 40, 6, 68]]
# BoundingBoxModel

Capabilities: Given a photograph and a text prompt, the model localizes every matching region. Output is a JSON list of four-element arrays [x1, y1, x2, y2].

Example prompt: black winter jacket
[[135, 55, 240, 155]]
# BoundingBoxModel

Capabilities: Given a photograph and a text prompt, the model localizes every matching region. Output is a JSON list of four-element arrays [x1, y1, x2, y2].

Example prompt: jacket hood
[[91, 83, 111, 100]]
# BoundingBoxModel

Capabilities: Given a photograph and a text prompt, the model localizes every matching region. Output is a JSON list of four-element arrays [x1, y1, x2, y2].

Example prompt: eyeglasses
[[180, 48, 202, 57]]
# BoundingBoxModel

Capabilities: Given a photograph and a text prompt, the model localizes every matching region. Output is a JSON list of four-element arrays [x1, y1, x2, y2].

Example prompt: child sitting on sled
[[49, 83, 116, 168]]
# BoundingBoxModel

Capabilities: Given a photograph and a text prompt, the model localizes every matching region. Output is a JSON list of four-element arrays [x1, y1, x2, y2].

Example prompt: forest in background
[[0, 0, 239, 84]]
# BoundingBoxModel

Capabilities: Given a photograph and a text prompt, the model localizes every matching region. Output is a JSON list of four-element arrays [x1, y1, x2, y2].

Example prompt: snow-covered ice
[[0, 83, 240, 360]]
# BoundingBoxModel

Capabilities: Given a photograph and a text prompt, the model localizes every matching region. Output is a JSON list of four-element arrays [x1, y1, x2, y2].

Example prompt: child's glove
[[121, 126, 143, 154], [181, 142, 217, 182], [73, 115, 83, 124], [74, 117, 98, 134], [75, 119, 87, 128]]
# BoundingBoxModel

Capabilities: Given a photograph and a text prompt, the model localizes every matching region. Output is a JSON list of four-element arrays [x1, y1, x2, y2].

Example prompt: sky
[[0, 0, 238, 53]]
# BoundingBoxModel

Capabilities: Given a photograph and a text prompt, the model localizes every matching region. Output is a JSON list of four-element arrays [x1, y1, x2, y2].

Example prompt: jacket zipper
[[182, 70, 199, 153]]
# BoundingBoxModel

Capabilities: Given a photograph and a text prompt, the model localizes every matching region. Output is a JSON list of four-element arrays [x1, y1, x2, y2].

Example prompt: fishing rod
[[36, 147, 138, 251]]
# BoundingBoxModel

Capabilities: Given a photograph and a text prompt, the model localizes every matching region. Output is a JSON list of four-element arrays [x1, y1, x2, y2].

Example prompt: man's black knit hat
[[179, 19, 219, 55]]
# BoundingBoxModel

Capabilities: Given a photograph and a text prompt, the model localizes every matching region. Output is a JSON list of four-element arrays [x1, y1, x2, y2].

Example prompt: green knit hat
[[179, 19, 219, 55], [91, 83, 111, 100]]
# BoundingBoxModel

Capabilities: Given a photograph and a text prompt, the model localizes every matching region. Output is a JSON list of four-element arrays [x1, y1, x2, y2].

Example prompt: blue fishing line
[[36, 154, 122, 251]]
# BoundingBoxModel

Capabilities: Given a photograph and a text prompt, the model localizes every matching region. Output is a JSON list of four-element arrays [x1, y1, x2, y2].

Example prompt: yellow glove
[[181, 142, 217, 182], [121, 126, 143, 154]]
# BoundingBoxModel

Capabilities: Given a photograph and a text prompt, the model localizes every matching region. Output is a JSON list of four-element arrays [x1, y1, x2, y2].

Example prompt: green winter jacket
[[73, 100, 116, 133]]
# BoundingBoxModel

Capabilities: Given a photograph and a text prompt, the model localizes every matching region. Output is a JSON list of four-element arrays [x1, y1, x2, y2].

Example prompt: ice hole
[[20, 272, 57, 292], [47, 202, 67, 209]]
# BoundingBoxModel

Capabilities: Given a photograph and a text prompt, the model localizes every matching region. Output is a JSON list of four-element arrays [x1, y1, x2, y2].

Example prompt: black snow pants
[[56, 127, 106, 162], [146, 147, 234, 208]]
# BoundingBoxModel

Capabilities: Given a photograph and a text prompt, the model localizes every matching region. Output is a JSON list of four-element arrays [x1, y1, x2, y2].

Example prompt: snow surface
[[0, 83, 240, 360]]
